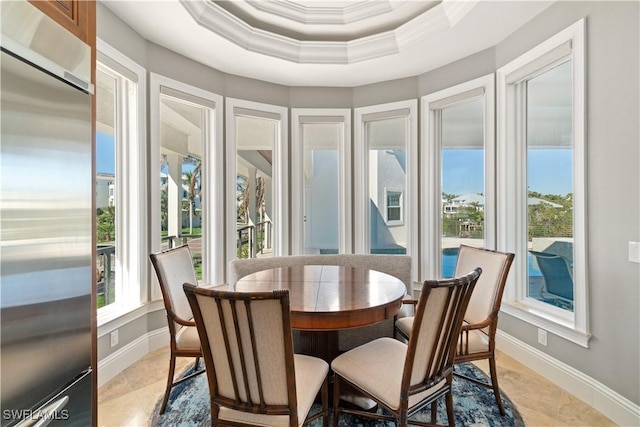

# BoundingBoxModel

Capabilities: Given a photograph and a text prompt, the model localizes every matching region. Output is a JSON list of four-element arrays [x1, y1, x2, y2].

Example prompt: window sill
[[97, 300, 163, 336], [501, 300, 591, 348], [385, 221, 404, 227]]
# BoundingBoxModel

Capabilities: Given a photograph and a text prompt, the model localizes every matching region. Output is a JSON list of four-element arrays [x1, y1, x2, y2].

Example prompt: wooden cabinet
[[27, 0, 96, 87], [27, 0, 95, 47]]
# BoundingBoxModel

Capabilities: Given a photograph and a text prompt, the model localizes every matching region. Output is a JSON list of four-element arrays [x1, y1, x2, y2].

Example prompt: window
[[354, 100, 417, 257], [291, 109, 351, 254], [497, 20, 588, 346], [421, 74, 495, 280], [385, 189, 403, 224], [150, 74, 224, 296], [96, 40, 146, 322], [527, 61, 574, 310], [158, 94, 205, 276], [226, 99, 288, 262]]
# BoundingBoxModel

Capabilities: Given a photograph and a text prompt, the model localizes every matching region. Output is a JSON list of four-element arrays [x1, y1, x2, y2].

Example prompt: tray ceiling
[[102, 0, 555, 87]]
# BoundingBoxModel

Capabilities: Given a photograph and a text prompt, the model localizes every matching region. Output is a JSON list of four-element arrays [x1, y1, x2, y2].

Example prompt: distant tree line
[[441, 190, 573, 240], [528, 190, 573, 239]]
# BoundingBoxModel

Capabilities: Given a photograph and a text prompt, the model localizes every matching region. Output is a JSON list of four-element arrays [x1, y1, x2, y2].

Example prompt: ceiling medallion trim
[[181, 0, 474, 65]]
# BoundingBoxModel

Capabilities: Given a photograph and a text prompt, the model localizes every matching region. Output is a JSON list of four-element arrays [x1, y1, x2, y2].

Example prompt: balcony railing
[[96, 245, 115, 308], [237, 220, 272, 259], [162, 233, 201, 249]]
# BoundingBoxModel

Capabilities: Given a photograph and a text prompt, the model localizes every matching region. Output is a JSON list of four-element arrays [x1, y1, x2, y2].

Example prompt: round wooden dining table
[[233, 264, 407, 362]]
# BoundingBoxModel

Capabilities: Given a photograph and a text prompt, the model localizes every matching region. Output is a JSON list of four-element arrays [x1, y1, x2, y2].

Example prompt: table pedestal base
[[298, 330, 339, 363]]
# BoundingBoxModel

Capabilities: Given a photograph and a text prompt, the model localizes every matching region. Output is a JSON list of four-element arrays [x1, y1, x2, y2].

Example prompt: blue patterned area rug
[[150, 362, 525, 426]]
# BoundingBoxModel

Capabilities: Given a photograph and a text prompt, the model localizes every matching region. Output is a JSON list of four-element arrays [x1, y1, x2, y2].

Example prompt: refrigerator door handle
[[14, 396, 69, 427]]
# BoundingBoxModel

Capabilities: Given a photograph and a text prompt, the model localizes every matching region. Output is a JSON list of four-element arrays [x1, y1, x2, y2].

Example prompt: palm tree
[[184, 158, 201, 235], [237, 175, 249, 224], [237, 175, 266, 224]]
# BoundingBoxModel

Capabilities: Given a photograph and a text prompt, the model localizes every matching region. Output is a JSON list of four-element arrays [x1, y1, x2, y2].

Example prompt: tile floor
[[98, 346, 616, 426]]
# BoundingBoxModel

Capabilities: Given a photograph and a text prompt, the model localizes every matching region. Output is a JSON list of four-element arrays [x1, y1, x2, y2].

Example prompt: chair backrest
[[403, 268, 481, 391], [183, 285, 299, 420], [229, 254, 412, 296], [530, 250, 573, 300], [150, 245, 198, 324], [454, 245, 515, 328]]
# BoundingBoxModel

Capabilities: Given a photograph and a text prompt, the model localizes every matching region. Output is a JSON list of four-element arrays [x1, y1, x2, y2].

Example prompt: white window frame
[[149, 73, 224, 300], [96, 40, 147, 325], [497, 19, 589, 347], [225, 98, 289, 269], [354, 100, 417, 271], [384, 188, 404, 226], [421, 74, 496, 281], [291, 109, 351, 254]]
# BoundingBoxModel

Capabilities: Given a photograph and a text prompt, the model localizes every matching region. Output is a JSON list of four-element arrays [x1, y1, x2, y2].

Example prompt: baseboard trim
[[97, 327, 169, 388], [496, 330, 640, 426]]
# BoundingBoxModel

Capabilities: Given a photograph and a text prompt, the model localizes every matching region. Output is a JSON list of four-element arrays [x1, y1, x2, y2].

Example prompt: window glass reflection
[[526, 61, 574, 311], [159, 95, 205, 278], [96, 68, 117, 308], [366, 116, 407, 254], [440, 99, 485, 277], [301, 123, 341, 254], [235, 115, 275, 258]]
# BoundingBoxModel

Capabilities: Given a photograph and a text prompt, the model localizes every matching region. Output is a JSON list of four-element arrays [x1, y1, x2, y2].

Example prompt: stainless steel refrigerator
[[1, 1, 93, 426]]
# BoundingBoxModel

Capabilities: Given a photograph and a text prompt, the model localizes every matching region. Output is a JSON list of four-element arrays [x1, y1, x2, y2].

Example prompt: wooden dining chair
[[183, 284, 329, 427], [396, 245, 514, 415], [331, 268, 481, 427], [149, 245, 205, 414]]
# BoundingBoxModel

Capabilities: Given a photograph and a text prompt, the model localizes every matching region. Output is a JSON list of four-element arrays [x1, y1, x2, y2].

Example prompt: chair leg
[[160, 353, 177, 414], [399, 411, 408, 427], [194, 356, 200, 370], [322, 378, 329, 427], [211, 404, 219, 426], [445, 392, 455, 427], [430, 401, 437, 424], [332, 376, 341, 427], [488, 355, 506, 416]]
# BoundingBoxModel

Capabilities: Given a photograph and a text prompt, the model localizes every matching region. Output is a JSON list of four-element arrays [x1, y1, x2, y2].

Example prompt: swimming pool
[[324, 246, 542, 278], [442, 247, 541, 278]]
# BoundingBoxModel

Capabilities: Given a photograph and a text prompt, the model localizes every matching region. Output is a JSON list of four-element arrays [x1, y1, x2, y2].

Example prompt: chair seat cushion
[[458, 329, 490, 355], [219, 354, 328, 426], [395, 316, 413, 338], [175, 324, 201, 351], [331, 337, 445, 411]]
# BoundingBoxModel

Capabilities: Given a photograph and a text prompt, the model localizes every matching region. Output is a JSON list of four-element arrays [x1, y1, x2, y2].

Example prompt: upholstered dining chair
[[149, 245, 205, 414], [395, 245, 515, 415], [331, 268, 481, 427], [183, 284, 329, 427]]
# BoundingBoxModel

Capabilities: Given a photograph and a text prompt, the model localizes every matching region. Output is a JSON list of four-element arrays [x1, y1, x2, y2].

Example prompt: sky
[[96, 132, 115, 175], [97, 132, 196, 176], [442, 148, 572, 196], [98, 132, 573, 196]]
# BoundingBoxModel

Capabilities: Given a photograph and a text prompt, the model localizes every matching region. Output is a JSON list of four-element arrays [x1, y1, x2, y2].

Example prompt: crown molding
[[180, 0, 474, 65]]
